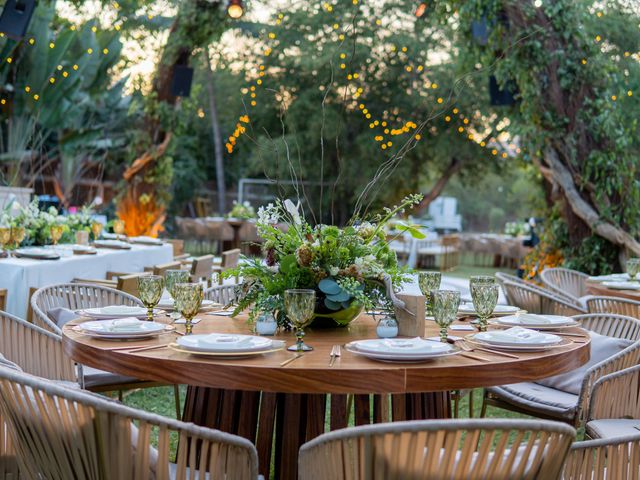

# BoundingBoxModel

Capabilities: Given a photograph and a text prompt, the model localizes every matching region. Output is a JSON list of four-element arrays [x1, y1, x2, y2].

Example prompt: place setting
[[71, 317, 175, 341]]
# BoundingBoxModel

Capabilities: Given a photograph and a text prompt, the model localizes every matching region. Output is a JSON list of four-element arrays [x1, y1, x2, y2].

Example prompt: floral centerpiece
[[227, 200, 256, 220], [504, 221, 530, 237], [227, 194, 424, 327]]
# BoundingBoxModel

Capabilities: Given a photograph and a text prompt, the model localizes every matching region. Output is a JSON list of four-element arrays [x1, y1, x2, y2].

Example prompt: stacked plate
[[73, 318, 169, 340], [170, 334, 284, 358], [468, 327, 566, 352], [491, 313, 580, 330], [14, 247, 60, 260], [94, 239, 131, 250], [78, 305, 151, 320], [129, 236, 164, 246], [345, 337, 460, 362], [458, 304, 520, 317], [601, 281, 640, 290], [71, 244, 97, 255]]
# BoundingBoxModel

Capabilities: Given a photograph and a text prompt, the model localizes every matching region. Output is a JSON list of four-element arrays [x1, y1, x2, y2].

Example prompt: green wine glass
[[137, 275, 164, 321], [432, 290, 460, 342], [174, 283, 203, 335], [471, 283, 499, 332], [626, 258, 640, 281], [284, 289, 316, 352], [418, 271, 442, 316]]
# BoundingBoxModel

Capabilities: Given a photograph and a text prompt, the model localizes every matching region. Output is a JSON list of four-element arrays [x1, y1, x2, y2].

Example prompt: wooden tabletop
[[62, 314, 590, 395], [585, 280, 640, 301]]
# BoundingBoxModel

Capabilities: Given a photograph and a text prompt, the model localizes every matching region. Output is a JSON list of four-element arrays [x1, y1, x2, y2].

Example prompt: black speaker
[[471, 17, 489, 46], [489, 75, 517, 106], [0, 0, 36, 40], [170, 65, 193, 97]]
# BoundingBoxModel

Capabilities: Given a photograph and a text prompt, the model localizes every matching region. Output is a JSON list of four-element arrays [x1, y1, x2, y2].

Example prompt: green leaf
[[318, 277, 341, 294], [327, 291, 351, 302], [279, 254, 298, 274], [324, 298, 341, 310], [395, 222, 426, 239]]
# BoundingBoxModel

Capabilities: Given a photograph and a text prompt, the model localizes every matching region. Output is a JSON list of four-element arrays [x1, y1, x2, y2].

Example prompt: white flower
[[329, 266, 339, 276], [284, 199, 301, 225], [257, 203, 279, 225]]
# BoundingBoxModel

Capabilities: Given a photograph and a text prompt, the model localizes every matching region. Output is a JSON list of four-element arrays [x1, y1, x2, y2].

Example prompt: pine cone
[[295, 243, 314, 267], [265, 247, 277, 266]]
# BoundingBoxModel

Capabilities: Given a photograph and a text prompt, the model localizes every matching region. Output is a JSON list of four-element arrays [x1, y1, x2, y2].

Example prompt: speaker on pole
[[170, 65, 194, 98], [0, 0, 37, 40]]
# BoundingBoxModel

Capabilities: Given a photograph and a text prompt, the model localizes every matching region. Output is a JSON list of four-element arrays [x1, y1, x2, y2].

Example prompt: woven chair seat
[[486, 384, 578, 420], [586, 419, 640, 439]]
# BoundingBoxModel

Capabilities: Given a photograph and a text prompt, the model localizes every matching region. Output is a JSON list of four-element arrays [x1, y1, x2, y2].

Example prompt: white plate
[[176, 333, 273, 353], [350, 338, 451, 356], [466, 335, 572, 352], [345, 343, 461, 362], [458, 305, 520, 316], [168, 342, 285, 358], [101, 233, 128, 240], [94, 240, 131, 250], [602, 281, 640, 290], [14, 248, 60, 260], [80, 305, 149, 319], [493, 314, 579, 329], [472, 328, 562, 347], [588, 273, 630, 282], [130, 236, 163, 246], [75, 319, 166, 337]]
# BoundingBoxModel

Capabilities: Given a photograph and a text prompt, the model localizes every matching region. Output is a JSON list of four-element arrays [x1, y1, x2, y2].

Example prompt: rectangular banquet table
[[0, 243, 173, 318]]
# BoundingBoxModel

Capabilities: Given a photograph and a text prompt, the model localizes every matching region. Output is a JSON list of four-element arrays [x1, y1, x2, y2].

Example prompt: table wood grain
[[62, 313, 590, 394], [586, 280, 640, 301]]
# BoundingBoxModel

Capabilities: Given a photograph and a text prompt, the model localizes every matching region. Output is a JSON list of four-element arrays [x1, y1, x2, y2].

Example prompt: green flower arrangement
[[226, 194, 425, 327], [227, 201, 256, 220]]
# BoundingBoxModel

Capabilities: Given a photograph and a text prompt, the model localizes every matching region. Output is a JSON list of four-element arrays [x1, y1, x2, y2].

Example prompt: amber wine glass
[[284, 289, 316, 352], [138, 275, 164, 321], [10, 226, 25, 251], [113, 219, 125, 240], [0, 226, 10, 256], [174, 283, 203, 335], [49, 224, 64, 247], [91, 221, 103, 241]]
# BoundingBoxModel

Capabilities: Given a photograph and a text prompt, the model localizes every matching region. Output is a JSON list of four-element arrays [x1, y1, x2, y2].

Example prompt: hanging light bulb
[[227, 0, 244, 19], [415, 2, 427, 18]]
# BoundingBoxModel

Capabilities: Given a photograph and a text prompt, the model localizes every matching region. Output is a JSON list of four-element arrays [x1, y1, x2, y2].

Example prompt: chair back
[[190, 255, 214, 282], [562, 434, 640, 480], [152, 261, 182, 276], [31, 283, 142, 333], [164, 238, 184, 257], [221, 249, 241, 268], [502, 280, 586, 315], [116, 273, 151, 298], [0, 289, 6, 312], [540, 267, 588, 301], [298, 419, 575, 480], [585, 296, 640, 319], [204, 284, 239, 306], [0, 366, 259, 480], [0, 310, 76, 382], [573, 313, 640, 341], [587, 364, 640, 423]]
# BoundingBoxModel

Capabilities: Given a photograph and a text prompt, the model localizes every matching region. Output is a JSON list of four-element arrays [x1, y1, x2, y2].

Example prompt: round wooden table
[[585, 279, 640, 301], [63, 314, 590, 480]]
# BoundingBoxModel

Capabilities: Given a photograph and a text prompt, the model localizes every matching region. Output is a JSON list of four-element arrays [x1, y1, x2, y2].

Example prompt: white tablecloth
[[0, 244, 173, 319]]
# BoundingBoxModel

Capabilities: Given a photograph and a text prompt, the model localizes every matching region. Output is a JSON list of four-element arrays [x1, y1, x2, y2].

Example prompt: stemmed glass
[[91, 221, 103, 242], [432, 290, 461, 342], [471, 283, 499, 332], [137, 275, 164, 321], [10, 226, 25, 252], [49, 224, 64, 248], [113, 219, 125, 240], [284, 289, 316, 352], [418, 271, 441, 316], [0, 226, 10, 257], [626, 258, 640, 281], [165, 269, 190, 320], [174, 283, 203, 335]]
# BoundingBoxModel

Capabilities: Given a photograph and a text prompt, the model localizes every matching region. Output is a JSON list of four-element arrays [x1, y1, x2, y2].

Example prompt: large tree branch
[[416, 156, 463, 212], [544, 146, 640, 256]]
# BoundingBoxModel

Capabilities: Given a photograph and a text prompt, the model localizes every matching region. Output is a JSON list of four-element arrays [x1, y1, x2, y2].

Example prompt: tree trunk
[[203, 52, 226, 214], [415, 157, 463, 214]]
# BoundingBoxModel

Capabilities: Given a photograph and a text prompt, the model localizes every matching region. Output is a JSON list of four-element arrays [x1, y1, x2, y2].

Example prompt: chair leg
[[118, 390, 123, 402], [479, 391, 488, 418], [468, 389, 474, 418], [174, 385, 182, 419], [453, 392, 459, 418]]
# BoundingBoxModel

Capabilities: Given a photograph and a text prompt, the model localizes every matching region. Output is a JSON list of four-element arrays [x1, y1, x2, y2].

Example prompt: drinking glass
[[174, 283, 203, 335], [626, 258, 640, 281], [284, 289, 316, 352], [91, 221, 103, 241], [0, 226, 10, 256], [138, 275, 164, 321], [113, 219, 125, 240], [165, 269, 190, 320], [471, 283, 499, 332], [49, 224, 64, 247], [10, 226, 25, 251], [432, 290, 460, 342], [418, 271, 441, 315]]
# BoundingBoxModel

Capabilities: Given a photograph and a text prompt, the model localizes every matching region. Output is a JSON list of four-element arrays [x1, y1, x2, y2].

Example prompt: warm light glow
[[227, 0, 244, 19], [415, 3, 427, 17]]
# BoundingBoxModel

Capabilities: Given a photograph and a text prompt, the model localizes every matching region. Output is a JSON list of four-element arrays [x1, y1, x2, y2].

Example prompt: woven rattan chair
[[212, 249, 241, 285], [204, 283, 239, 306], [584, 364, 640, 439], [586, 295, 640, 319], [298, 419, 576, 480], [190, 254, 214, 284], [501, 280, 587, 315], [0, 365, 260, 480], [562, 434, 640, 479], [482, 314, 640, 427], [540, 267, 589, 304], [495, 272, 549, 305], [31, 283, 143, 334]]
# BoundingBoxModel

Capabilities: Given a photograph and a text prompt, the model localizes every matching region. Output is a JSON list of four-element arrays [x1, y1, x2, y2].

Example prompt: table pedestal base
[[182, 387, 450, 480]]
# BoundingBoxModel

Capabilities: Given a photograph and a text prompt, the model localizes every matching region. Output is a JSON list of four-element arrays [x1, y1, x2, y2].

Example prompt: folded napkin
[[200, 334, 252, 347], [382, 337, 425, 350], [108, 318, 143, 332], [516, 313, 552, 325], [485, 327, 545, 343]]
